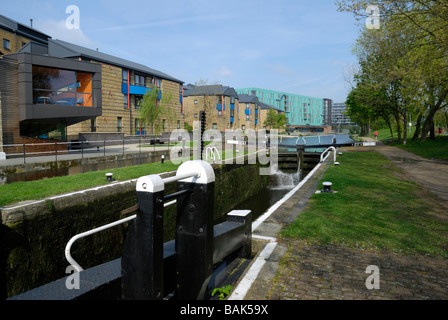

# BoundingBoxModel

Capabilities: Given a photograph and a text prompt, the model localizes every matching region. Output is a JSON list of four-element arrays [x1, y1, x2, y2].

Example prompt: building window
[[246, 115, 250, 121], [194, 113, 198, 118], [212, 123, 217, 129], [135, 95, 143, 109], [230, 96, 235, 104], [135, 118, 145, 134], [242, 125, 246, 131], [194, 99, 198, 104], [177, 120, 180, 129], [32, 66, 93, 107], [154, 77, 162, 89], [3, 39, 10, 51], [217, 96, 222, 104], [135, 74, 145, 87], [245, 104, 250, 110], [162, 119, 166, 131], [218, 110, 222, 117], [122, 69, 128, 83], [124, 95, 128, 109], [117, 117, 123, 132]]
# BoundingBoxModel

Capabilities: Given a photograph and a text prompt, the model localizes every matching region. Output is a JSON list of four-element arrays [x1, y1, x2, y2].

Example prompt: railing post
[[121, 174, 165, 300], [175, 160, 215, 300]]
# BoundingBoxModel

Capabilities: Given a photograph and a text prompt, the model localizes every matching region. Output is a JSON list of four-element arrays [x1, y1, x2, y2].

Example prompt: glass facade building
[[235, 88, 325, 127]]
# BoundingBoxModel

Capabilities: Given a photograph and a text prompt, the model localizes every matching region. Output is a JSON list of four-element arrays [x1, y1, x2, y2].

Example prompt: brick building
[[0, 14, 49, 55], [1, 14, 185, 157], [237, 94, 261, 131], [183, 84, 239, 132]]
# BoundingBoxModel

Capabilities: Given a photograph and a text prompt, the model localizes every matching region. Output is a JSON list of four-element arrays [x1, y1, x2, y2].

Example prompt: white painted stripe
[[252, 234, 277, 242], [228, 241, 278, 300]]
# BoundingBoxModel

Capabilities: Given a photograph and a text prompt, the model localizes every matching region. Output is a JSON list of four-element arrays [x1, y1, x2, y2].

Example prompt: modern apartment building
[[0, 51, 102, 154], [236, 87, 331, 132], [332, 102, 356, 126], [40, 39, 185, 138], [182, 84, 239, 132], [1, 14, 185, 156]]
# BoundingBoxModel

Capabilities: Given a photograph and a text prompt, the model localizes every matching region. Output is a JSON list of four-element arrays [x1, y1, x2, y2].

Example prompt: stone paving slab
[[267, 241, 448, 300]]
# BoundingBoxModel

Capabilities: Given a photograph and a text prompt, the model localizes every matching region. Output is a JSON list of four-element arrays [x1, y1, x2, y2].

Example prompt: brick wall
[[67, 63, 184, 138], [0, 29, 30, 53], [183, 95, 239, 132]]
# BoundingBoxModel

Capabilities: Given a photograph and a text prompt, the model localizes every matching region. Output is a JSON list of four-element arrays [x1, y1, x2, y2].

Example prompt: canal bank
[[0, 146, 172, 185], [233, 142, 448, 300], [1, 151, 275, 297]]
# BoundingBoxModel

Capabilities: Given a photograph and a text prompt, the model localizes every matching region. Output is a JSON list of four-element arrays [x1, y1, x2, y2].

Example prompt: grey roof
[[47, 39, 183, 84], [183, 84, 238, 97], [259, 102, 284, 112], [0, 14, 50, 45], [238, 94, 259, 104]]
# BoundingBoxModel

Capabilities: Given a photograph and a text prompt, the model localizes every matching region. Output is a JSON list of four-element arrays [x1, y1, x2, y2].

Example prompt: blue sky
[[2, 0, 361, 102]]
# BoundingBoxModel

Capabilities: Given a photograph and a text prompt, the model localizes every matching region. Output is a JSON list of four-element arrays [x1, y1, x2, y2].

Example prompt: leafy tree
[[138, 85, 174, 135], [338, 0, 448, 142], [263, 109, 288, 129]]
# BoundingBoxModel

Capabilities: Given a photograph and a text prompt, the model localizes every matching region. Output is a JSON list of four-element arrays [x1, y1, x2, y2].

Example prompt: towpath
[[232, 141, 448, 300]]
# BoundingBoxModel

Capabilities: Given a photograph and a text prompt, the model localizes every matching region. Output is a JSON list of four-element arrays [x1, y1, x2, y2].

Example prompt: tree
[[338, 0, 448, 142], [138, 85, 174, 135], [263, 109, 288, 130]]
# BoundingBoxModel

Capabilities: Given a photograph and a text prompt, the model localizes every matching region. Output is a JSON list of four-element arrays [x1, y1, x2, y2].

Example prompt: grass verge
[[0, 161, 180, 207], [391, 136, 448, 160], [364, 128, 448, 160], [0, 148, 254, 207], [280, 151, 448, 258]]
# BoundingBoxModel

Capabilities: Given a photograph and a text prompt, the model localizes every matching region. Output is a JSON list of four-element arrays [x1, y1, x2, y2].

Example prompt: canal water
[[232, 167, 302, 222]]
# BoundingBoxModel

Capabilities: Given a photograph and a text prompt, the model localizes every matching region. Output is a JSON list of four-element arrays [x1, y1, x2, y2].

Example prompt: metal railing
[[64, 169, 200, 271], [320, 146, 337, 163], [205, 146, 221, 162], [62, 160, 252, 300], [1, 136, 178, 164]]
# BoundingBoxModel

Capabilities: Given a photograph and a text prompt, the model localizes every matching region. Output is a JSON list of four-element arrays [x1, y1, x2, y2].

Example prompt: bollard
[[175, 160, 215, 300], [121, 175, 165, 300]]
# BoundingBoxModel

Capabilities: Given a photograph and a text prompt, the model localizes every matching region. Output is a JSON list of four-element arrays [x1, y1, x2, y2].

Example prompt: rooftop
[[0, 14, 50, 45], [183, 84, 238, 97], [47, 39, 183, 84]]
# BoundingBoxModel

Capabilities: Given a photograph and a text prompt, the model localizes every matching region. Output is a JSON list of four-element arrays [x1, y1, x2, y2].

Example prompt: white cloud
[[35, 19, 95, 47], [213, 65, 233, 77]]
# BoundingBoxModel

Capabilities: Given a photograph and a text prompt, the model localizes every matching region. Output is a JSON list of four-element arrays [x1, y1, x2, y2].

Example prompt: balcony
[[122, 83, 162, 99]]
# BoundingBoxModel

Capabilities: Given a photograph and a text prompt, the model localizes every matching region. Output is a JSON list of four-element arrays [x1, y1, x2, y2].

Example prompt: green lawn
[[0, 146, 254, 207], [0, 161, 180, 207], [365, 128, 448, 160], [392, 136, 448, 160], [281, 151, 448, 257]]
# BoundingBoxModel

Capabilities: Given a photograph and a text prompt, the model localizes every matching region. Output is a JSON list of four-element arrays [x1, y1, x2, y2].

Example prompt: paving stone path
[[267, 240, 448, 300]]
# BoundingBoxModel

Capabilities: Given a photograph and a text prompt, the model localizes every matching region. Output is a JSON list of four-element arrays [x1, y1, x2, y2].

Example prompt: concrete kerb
[[228, 151, 333, 300]]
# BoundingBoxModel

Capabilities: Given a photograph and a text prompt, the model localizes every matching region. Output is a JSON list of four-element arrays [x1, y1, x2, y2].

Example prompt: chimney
[[30, 19, 33, 28]]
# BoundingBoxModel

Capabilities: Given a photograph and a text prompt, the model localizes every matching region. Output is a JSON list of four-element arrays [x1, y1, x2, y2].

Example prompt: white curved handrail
[[320, 146, 336, 163]]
